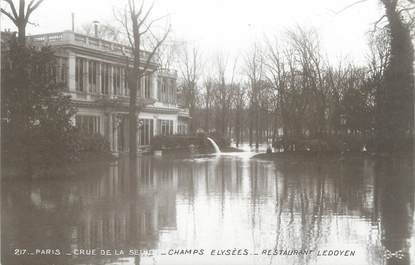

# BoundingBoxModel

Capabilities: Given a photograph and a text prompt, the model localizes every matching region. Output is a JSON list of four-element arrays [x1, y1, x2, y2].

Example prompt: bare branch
[[117, 5, 134, 48], [136, 0, 144, 18], [137, 1, 154, 29], [26, 0, 44, 18], [0, 8, 17, 24], [26, 20, 38, 26], [140, 14, 169, 35], [372, 15, 387, 32], [141, 24, 171, 74], [397, 6, 415, 15], [333, 0, 369, 15], [3, 0, 18, 20]]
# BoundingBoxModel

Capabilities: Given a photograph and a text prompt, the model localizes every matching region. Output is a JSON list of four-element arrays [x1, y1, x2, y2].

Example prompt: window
[[60, 58, 68, 86], [75, 115, 101, 135], [101, 63, 109, 95], [157, 78, 161, 101], [159, 77, 168, 103], [123, 68, 129, 96], [168, 80, 172, 104], [163, 79, 167, 102], [55, 57, 68, 87], [113, 66, 121, 95], [144, 75, 151, 98], [171, 79, 177, 104], [75, 58, 84, 92], [157, 77, 177, 104], [178, 120, 188, 135], [138, 119, 154, 145], [88, 60, 98, 93], [157, 120, 173, 136]]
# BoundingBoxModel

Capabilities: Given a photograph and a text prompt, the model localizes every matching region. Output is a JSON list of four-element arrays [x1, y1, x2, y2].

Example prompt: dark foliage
[[375, 0, 414, 153], [151, 135, 205, 150], [1, 39, 78, 171]]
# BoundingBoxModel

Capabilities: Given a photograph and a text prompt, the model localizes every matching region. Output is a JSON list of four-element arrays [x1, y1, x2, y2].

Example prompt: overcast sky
[[1, 0, 384, 65]]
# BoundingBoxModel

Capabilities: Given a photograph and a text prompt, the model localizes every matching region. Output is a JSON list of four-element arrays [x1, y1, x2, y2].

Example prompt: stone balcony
[[29, 30, 153, 63], [66, 90, 190, 116], [158, 68, 178, 78]]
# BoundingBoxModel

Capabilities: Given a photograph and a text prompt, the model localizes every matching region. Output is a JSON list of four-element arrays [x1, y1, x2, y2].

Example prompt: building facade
[[30, 30, 190, 154]]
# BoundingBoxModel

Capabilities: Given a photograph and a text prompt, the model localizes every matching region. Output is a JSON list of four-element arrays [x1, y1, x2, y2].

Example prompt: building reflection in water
[[1, 155, 414, 265]]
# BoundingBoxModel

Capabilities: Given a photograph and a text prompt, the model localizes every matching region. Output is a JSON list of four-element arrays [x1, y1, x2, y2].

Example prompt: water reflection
[[2, 155, 414, 265]]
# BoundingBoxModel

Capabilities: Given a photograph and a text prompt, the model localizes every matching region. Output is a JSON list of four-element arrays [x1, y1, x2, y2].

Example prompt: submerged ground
[[1, 150, 414, 265]]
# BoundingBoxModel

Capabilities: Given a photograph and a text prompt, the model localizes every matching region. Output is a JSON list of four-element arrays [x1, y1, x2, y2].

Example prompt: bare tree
[[245, 44, 265, 148], [203, 78, 214, 131], [213, 55, 237, 136], [178, 45, 202, 132], [376, 0, 414, 152], [265, 37, 288, 145], [117, 0, 170, 159], [156, 39, 183, 70], [287, 27, 328, 137], [233, 83, 246, 147], [335, 0, 414, 152], [1, 0, 44, 45]]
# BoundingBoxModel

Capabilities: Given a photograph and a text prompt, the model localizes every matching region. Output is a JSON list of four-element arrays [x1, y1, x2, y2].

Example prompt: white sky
[[1, 0, 384, 66]]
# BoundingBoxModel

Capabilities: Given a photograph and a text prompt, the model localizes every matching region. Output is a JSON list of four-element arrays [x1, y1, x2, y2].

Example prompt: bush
[[76, 132, 111, 153], [151, 135, 205, 150]]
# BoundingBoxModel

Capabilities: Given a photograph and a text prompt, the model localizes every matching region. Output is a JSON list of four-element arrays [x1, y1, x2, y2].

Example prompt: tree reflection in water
[[1, 155, 414, 265]]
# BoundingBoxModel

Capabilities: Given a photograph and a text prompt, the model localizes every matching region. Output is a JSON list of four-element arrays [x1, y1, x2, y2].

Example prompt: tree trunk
[[376, 1, 414, 152], [129, 22, 141, 159], [17, 23, 26, 46], [129, 73, 138, 159]]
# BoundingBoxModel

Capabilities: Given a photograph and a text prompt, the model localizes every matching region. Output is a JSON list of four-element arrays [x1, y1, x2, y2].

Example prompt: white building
[[29, 30, 190, 154]]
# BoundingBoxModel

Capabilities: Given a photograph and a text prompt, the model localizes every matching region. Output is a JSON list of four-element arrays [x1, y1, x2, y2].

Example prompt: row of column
[[67, 52, 158, 98], [106, 113, 178, 153]]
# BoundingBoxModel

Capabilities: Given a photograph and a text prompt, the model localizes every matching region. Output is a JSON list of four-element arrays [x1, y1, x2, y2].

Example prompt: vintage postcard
[[1, 0, 414, 265]]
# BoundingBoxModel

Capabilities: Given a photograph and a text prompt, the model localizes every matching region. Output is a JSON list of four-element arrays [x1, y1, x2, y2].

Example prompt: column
[[173, 119, 177, 134], [106, 113, 113, 151], [154, 116, 159, 135], [97, 62, 102, 94], [113, 114, 119, 153], [136, 117, 141, 147], [99, 114, 105, 136], [109, 65, 113, 96], [68, 52, 76, 92], [120, 68, 125, 96], [84, 59, 89, 93], [152, 72, 158, 100]]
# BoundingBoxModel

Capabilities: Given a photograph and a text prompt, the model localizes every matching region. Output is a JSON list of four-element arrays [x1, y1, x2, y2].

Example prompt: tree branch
[[372, 14, 387, 32], [3, 0, 18, 20], [140, 14, 169, 35], [0, 8, 17, 24], [397, 6, 415, 15], [137, 1, 154, 29], [333, 0, 369, 14], [26, 0, 44, 18], [121, 6, 134, 48], [141, 25, 171, 74]]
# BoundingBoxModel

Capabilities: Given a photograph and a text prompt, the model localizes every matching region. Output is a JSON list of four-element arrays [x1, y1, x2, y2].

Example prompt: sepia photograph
[[0, 0, 414, 264]]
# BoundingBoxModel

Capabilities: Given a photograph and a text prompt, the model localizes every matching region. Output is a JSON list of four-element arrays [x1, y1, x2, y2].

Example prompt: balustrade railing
[[158, 68, 178, 77], [29, 31, 153, 62]]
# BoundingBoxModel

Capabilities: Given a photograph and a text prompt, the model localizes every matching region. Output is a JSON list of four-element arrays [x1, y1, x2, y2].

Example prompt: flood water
[[2, 153, 414, 265]]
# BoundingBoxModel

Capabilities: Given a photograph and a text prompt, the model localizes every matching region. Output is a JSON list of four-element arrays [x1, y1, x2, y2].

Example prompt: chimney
[[93, 21, 99, 38], [72, 13, 75, 32]]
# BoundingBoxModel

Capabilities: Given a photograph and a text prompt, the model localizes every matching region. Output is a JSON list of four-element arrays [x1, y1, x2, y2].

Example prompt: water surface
[[2, 153, 414, 265]]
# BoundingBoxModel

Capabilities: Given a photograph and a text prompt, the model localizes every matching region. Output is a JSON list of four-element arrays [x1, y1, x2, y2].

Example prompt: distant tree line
[[177, 0, 414, 153], [74, 0, 414, 154]]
